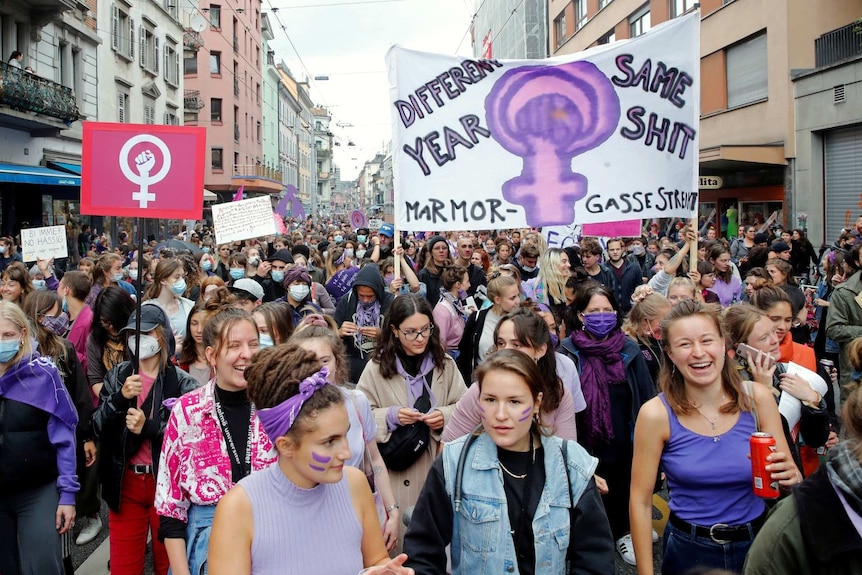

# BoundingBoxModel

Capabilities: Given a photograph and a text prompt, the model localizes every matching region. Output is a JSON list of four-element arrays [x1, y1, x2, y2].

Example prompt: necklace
[[499, 433, 535, 480], [693, 406, 722, 442]]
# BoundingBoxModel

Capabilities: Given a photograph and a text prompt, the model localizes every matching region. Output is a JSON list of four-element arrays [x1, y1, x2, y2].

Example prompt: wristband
[[385, 504, 400, 513]]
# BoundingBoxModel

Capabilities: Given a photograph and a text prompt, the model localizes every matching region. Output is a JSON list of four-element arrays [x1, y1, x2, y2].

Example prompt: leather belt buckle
[[128, 464, 152, 474], [709, 523, 732, 545]]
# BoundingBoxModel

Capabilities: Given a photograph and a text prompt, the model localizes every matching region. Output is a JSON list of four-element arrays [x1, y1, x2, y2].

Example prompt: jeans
[[0, 481, 63, 575], [661, 519, 754, 575], [109, 470, 169, 575], [184, 504, 216, 575]]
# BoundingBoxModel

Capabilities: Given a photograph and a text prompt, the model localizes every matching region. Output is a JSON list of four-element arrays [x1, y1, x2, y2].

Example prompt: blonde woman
[[623, 285, 671, 389], [522, 247, 570, 328]]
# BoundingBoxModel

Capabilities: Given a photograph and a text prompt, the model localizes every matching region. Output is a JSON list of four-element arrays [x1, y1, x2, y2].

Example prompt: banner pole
[[393, 228, 401, 278], [689, 215, 697, 275], [133, 216, 144, 376]]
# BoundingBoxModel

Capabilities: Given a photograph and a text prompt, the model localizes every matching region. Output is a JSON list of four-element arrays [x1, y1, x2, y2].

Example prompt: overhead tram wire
[[453, 0, 489, 54], [269, 0, 409, 8]]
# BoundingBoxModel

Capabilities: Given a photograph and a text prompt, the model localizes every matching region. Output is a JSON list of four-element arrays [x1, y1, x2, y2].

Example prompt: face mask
[[128, 333, 161, 360], [322, 251, 328, 260], [582, 311, 618, 339], [521, 265, 536, 273], [0, 246, 6, 254], [112, 272, 124, 283], [344, 249, 354, 259], [230, 268, 245, 280], [248, 257, 260, 267], [457, 289, 467, 300], [356, 249, 366, 259], [486, 247, 496, 255], [334, 235, 343, 244], [61, 297, 68, 313], [271, 270, 284, 283], [129, 269, 139, 280], [170, 278, 187, 295], [358, 298, 376, 310], [289, 284, 310, 301], [259, 333, 274, 348], [32, 279, 46, 291], [549, 332, 560, 349], [384, 274, 394, 285], [631, 245, 645, 256], [357, 235, 367, 244], [202, 247, 211, 253], [41, 313, 69, 336], [201, 260, 213, 272], [0, 339, 20, 363]]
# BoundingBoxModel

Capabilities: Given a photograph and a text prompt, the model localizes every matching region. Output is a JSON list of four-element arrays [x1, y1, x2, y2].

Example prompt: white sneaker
[[616, 533, 637, 566], [652, 528, 659, 543], [75, 516, 103, 546]]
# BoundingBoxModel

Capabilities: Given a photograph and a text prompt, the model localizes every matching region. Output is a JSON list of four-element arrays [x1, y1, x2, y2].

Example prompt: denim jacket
[[441, 433, 598, 575]]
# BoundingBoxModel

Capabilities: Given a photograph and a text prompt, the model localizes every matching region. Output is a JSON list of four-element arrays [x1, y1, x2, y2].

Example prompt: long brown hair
[[659, 299, 749, 415], [290, 326, 350, 386], [373, 294, 447, 379]]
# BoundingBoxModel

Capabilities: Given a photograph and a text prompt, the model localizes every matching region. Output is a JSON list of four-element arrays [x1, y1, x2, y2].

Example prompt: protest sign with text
[[20, 225, 68, 262], [212, 196, 276, 244], [388, 12, 699, 231]]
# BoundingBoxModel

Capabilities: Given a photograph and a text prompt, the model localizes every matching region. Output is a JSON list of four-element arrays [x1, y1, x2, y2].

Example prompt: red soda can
[[750, 432, 779, 498]]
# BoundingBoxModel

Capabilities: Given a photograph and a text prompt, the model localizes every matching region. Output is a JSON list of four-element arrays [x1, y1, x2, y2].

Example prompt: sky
[[265, 0, 475, 180]]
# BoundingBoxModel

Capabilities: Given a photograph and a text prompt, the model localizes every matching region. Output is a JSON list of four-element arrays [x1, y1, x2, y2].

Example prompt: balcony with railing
[[318, 171, 330, 180], [815, 21, 862, 68], [184, 89, 204, 110], [231, 164, 284, 194], [183, 28, 204, 51], [0, 62, 79, 134]]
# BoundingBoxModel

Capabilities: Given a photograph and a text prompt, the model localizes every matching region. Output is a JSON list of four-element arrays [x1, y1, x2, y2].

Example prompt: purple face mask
[[457, 289, 467, 300], [549, 332, 560, 349], [582, 311, 617, 338], [41, 313, 70, 337]]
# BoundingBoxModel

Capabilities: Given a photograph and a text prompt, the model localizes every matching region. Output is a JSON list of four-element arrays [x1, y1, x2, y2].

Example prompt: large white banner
[[388, 11, 700, 231]]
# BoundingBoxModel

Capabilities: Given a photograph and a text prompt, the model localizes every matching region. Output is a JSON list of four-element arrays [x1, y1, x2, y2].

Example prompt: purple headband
[[257, 367, 330, 439], [334, 251, 346, 265]]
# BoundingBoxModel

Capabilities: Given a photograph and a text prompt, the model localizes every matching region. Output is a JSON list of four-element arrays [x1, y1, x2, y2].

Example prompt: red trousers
[[108, 470, 169, 575]]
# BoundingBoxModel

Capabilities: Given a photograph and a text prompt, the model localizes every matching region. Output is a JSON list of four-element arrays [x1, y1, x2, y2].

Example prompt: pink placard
[[581, 219, 642, 238], [81, 122, 206, 219]]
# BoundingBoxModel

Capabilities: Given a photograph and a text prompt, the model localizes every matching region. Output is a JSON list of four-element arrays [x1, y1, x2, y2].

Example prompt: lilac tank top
[[658, 393, 766, 525]]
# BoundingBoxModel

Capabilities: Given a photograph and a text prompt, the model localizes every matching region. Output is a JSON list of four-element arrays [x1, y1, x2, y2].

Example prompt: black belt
[[127, 464, 153, 474], [668, 511, 767, 544]]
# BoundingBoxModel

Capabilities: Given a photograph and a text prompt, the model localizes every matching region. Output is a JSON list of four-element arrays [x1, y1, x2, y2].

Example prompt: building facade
[[549, 0, 862, 244], [472, 0, 548, 60], [260, 13, 279, 178], [313, 106, 332, 216]]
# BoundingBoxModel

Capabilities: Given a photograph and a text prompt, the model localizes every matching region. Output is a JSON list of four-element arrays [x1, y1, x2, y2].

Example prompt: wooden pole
[[393, 229, 401, 277]]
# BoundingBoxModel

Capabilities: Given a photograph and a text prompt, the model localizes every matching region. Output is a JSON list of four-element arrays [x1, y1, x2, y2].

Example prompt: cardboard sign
[[212, 196, 276, 244], [20, 225, 68, 262], [81, 122, 206, 219], [388, 12, 699, 230], [582, 219, 643, 238]]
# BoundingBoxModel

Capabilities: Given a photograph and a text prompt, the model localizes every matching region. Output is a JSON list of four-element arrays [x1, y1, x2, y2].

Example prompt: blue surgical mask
[[0, 339, 21, 363], [202, 247, 211, 253], [344, 249, 354, 259], [128, 268, 139, 280], [201, 260, 213, 272], [170, 278, 187, 295], [230, 268, 245, 280], [112, 272, 124, 283], [259, 333, 274, 348], [32, 279, 46, 290], [357, 235, 367, 243], [271, 270, 284, 283], [61, 297, 68, 313], [356, 249, 367, 259]]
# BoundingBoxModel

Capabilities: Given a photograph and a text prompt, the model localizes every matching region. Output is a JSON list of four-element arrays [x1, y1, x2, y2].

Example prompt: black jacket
[[606, 259, 642, 314], [334, 264, 394, 383], [417, 267, 444, 308], [456, 307, 492, 385], [92, 361, 198, 511], [0, 398, 58, 492]]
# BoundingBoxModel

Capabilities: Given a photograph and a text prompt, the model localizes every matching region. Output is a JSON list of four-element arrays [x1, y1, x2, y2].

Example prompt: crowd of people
[[1, 214, 861, 575]]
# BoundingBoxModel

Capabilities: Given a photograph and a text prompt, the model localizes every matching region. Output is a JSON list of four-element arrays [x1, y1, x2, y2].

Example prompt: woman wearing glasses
[[357, 294, 467, 550]]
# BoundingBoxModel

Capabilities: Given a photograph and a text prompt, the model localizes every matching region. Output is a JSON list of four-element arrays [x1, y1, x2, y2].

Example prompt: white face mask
[[127, 333, 161, 360], [289, 284, 310, 301]]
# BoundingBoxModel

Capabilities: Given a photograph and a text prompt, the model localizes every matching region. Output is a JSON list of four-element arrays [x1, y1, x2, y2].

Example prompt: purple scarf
[[395, 353, 437, 410], [0, 352, 78, 430], [354, 298, 380, 349], [570, 329, 627, 448]]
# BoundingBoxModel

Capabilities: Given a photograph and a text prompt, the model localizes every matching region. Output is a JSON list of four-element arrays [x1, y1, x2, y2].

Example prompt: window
[[117, 91, 129, 123], [211, 98, 222, 122], [140, 27, 158, 75], [164, 41, 180, 86], [629, 4, 651, 37], [554, 12, 566, 48], [256, 121, 261, 142], [212, 148, 223, 170], [575, 0, 587, 30], [111, 5, 134, 60], [184, 51, 197, 74], [598, 30, 616, 45], [164, 110, 179, 125], [726, 33, 767, 108], [256, 82, 260, 104], [599, 0, 612, 8], [209, 4, 221, 28], [143, 98, 156, 124], [210, 51, 221, 74], [670, 0, 697, 17]]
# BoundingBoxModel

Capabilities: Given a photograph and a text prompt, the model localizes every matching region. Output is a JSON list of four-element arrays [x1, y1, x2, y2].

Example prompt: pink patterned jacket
[[155, 380, 277, 521]]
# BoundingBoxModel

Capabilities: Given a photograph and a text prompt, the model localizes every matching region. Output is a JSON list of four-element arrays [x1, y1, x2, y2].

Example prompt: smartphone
[[736, 343, 776, 369], [464, 296, 477, 310]]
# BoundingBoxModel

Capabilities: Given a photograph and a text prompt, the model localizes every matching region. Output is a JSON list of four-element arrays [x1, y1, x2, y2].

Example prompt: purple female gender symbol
[[484, 61, 621, 227]]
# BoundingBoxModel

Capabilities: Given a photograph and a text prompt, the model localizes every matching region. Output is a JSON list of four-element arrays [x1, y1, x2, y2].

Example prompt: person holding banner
[[92, 304, 198, 575]]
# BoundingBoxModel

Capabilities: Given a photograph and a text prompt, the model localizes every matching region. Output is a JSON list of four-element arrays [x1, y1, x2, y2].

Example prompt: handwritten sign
[[212, 196, 276, 244], [388, 11, 699, 231], [20, 225, 68, 262]]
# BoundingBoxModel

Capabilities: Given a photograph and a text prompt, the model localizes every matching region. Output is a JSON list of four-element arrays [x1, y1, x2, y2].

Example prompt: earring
[[671, 364, 676, 377]]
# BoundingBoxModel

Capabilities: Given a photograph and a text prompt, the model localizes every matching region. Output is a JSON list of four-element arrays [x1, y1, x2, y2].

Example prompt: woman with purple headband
[[208, 343, 413, 575]]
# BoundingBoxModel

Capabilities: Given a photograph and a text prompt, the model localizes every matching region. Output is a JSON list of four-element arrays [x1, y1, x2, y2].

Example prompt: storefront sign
[[699, 176, 723, 189]]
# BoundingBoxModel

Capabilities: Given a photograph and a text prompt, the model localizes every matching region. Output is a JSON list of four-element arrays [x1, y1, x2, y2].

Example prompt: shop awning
[[47, 162, 82, 175], [203, 189, 217, 200], [0, 163, 80, 186]]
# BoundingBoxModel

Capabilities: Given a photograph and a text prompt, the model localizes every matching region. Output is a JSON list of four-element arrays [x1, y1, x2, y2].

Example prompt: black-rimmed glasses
[[397, 324, 434, 341]]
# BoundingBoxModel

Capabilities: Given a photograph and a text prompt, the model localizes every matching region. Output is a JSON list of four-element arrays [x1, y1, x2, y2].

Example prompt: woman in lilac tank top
[[207, 343, 413, 575], [630, 300, 801, 575]]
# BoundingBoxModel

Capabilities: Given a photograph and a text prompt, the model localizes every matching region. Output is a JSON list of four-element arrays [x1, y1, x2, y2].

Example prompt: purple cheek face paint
[[309, 452, 332, 472], [517, 406, 532, 422], [309, 464, 326, 472]]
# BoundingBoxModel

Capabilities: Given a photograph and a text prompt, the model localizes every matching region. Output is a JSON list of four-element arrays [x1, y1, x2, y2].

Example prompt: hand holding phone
[[736, 343, 776, 369]]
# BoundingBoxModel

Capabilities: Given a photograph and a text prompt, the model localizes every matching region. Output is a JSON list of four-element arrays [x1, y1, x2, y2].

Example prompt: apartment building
[[313, 107, 333, 216], [472, 0, 548, 59], [0, 1, 99, 237], [184, 0, 278, 200], [550, 0, 861, 244]]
